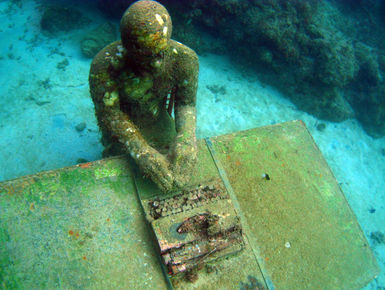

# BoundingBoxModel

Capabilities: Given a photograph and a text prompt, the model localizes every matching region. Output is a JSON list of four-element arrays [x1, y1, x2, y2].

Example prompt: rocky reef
[[97, 0, 132, 18], [97, 0, 385, 138], [80, 22, 117, 58], [40, 5, 90, 35]]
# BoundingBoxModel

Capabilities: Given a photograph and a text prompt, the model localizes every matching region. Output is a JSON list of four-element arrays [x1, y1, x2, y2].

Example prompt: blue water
[[0, 0, 384, 288]]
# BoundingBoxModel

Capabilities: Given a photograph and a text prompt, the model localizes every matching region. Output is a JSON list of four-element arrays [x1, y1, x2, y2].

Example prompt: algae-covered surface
[[134, 139, 267, 289], [0, 121, 380, 289], [0, 157, 167, 289], [210, 120, 380, 289]]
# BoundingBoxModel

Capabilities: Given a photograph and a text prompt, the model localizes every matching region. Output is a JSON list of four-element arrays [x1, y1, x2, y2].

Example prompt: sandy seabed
[[0, 0, 384, 288]]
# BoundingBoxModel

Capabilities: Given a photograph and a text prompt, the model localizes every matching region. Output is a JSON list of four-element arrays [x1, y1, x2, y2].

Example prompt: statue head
[[120, 0, 172, 68]]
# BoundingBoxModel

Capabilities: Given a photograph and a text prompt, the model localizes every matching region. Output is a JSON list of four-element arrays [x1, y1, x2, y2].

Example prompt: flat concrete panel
[[0, 158, 167, 289], [210, 120, 380, 289], [0, 120, 379, 289]]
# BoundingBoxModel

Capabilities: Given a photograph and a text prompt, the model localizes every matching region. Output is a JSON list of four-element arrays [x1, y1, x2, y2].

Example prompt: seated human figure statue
[[89, 0, 199, 192]]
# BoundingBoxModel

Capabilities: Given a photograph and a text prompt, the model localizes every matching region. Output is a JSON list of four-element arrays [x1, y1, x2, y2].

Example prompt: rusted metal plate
[[0, 120, 379, 289], [142, 181, 244, 276]]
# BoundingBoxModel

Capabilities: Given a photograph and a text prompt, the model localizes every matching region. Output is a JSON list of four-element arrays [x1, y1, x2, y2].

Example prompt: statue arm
[[170, 47, 199, 184], [89, 46, 174, 191], [101, 103, 174, 191]]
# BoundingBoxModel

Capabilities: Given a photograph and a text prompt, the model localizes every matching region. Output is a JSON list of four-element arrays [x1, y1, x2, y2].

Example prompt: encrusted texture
[[143, 180, 244, 278], [89, 0, 199, 192], [162, 0, 385, 137], [148, 182, 227, 220]]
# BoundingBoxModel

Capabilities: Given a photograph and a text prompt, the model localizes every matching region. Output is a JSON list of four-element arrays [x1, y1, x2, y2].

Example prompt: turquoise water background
[[0, 0, 384, 288]]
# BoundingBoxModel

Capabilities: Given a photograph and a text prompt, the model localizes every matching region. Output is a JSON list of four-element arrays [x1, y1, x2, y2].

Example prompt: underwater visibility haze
[[0, 0, 384, 288]]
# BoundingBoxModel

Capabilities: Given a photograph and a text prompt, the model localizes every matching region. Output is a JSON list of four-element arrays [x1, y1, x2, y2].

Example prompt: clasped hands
[[136, 134, 197, 193]]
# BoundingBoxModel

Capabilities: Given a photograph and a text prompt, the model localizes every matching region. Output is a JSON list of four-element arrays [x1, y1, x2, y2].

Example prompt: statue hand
[[169, 138, 197, 189], [137, 148, 174, 193]]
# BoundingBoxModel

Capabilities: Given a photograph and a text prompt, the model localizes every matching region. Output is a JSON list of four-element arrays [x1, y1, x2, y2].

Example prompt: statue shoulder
[[90, 40, 124, 77], [169, 40, 199, 79], [89, 41, 125, 104]]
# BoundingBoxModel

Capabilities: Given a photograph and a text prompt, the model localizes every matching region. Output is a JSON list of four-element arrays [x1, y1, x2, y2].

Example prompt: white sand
[[0, 0, 384, 288]]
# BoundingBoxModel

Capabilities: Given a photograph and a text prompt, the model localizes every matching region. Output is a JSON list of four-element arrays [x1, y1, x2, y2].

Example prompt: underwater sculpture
[[89, 0, 199, 192]]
